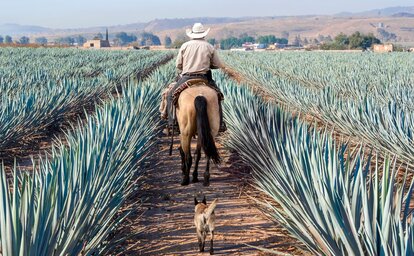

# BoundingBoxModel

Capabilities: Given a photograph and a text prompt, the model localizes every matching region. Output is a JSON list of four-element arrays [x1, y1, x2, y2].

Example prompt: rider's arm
[[176, 47, 183, 72], [210, 49, 222, 69]]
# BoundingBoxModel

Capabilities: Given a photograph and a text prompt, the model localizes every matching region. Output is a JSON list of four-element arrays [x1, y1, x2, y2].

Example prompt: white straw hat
[[186, 23, 210, 39]]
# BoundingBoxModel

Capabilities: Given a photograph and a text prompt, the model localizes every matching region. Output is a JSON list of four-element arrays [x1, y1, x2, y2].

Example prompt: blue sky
[[1, 0, 412, 28]]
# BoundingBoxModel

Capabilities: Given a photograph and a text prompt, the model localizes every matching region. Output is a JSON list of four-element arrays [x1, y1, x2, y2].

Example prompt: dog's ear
[[194, 197, 198, 205], [202, 196, 206, 204]]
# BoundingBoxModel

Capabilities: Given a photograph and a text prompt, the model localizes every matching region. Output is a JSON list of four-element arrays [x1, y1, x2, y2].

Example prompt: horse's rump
[[176, 85, 221, 186], [194, 96, 220, 164]]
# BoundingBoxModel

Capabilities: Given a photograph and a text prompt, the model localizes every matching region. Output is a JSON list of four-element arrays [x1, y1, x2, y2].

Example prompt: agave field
[[0, 48, 173, 156], [221, 52, 414, 164], [218, 52, 414, 255], [0, 46, 177, 255], [0, 47, 413, 255]]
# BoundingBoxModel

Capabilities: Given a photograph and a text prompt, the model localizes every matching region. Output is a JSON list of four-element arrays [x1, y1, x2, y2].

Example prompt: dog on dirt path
[[194, 196, 218, 254]]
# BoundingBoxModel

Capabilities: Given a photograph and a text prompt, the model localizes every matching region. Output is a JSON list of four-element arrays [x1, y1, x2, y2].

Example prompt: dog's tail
[[205, 199, 218, 219]]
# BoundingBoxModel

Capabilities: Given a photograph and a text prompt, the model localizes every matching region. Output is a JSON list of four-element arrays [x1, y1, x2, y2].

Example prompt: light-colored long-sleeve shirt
[[176, 39, 222, 75]]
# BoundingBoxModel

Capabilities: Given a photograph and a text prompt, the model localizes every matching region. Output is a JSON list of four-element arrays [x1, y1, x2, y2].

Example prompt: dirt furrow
[[112, 133, 305, 255]]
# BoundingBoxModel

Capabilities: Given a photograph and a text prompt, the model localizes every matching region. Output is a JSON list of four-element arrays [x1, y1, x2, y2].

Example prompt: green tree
[[115, 32, 137, 46], [275, 38, 288, 44], [348, 31, 363, 49], [164, 36, 172, 47], [56, 37, 75, 45], [171, 37, 187, 49], [220, 37, 242, 50], [93, 33, 103, 40], [76, 35, 86, 45], [257, 35, 276, 45], [19, 36, 30, 44], [334, 33, 349, 46], [321, 32, 380, 50], [140, 32, 161, 46], [5, 35, 12, 44], [239, 33, 255, 43], [361, 33, 380, 49], [35, 37, 48, 45]]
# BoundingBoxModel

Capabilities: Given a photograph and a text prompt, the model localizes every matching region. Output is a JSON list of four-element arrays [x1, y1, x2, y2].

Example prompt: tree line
[[320, 32, 381, 50], [0, 32, 165, 47], [0, 31, 384, 50]]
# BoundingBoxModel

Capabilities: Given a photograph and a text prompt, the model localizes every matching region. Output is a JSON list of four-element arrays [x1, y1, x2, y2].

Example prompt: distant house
[[83, 29, 110, 49], [373, 44, 393, 53]]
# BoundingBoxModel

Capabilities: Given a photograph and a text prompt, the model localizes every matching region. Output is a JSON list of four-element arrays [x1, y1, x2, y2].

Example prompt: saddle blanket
[[172, 78, 224, 106]]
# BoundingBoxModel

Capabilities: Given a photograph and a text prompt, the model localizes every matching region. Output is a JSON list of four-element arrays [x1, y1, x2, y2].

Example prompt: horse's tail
[[194, 96, 221, 164]]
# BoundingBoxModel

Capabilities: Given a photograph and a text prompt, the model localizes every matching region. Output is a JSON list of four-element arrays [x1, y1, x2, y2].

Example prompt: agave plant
[[221, 51, 414, 165], [0, 60, 177, 255], [216, 70, 414, 255], [0, 48, 174, 155]]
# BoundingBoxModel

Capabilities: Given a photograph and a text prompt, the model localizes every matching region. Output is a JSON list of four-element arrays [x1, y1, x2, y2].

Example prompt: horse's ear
[[194, 197, 198, 205], [202, 196, 207, 204]]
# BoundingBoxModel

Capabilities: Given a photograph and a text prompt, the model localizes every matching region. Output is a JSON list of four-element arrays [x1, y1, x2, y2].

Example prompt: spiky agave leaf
[[0, 60, 177, 255], [216, 70, 414, 255]]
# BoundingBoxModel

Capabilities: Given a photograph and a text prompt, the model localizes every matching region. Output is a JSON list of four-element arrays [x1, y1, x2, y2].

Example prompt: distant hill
[[392, 12, 414, 17], [1, 6, 414, 46], [0, 17, 252, 37], [0, 23, 51, 36], [143, 17, 253, 31], [337, 6, 414, 17]]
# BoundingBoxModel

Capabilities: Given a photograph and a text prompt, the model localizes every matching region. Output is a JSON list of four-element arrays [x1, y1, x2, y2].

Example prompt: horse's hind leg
[[193, 144, 201, 183], [180, 136, 192, 186], [203, 156, 211, 187]]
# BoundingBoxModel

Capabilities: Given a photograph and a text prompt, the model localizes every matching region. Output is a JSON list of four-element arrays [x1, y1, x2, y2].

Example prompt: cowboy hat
[[186, 23, 210, 39]]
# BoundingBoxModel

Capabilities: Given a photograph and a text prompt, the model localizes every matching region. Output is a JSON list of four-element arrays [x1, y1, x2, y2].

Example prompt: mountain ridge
[[1, 6, 413, 45]]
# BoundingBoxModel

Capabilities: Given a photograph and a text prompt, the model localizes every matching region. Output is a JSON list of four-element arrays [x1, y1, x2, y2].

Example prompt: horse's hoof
[[192, 177, 199, 183], [203, 181, 210, 187], [210, 250, 214, 255], [181, 178, 190, 186]]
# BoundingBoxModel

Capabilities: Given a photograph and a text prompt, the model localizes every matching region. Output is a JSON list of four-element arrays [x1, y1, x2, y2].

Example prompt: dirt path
[[113, 132, 306, 256]]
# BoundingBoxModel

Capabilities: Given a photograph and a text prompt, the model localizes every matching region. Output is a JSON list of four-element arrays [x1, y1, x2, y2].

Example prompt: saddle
[[172, 78, 224, 107]]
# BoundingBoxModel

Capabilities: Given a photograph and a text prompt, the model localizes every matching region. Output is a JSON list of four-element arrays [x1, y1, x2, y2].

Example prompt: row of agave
[[0, 48, 169, 84], [221, 52, 414, 165], [0, 48, 173, 155], [0, 60, 177, 255], [216, 70, 414, 255], [222, 52, 414, 104]]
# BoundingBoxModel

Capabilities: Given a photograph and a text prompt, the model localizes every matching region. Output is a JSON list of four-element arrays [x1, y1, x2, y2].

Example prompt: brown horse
[[176, 84, 221, 186]]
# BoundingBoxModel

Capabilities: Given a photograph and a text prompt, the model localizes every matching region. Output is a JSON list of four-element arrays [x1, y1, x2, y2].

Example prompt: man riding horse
[[160, 23, 225, 186], [161, 22, 226, 132]]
